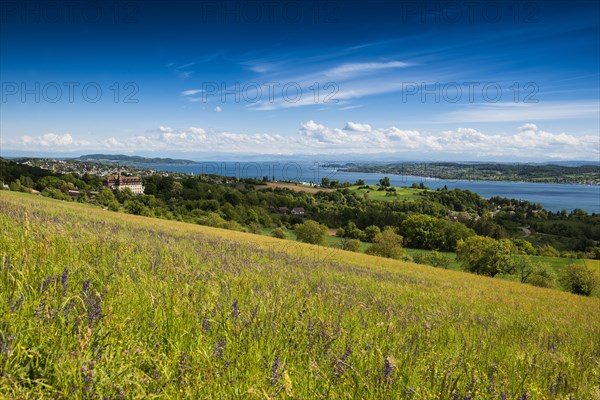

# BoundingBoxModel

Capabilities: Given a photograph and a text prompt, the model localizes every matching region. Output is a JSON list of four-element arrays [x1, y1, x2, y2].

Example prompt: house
[[278, 207, 289, 214], [291, 207, 305, 216], [68, 190, 80, 199], [104, 175, 145, 195]]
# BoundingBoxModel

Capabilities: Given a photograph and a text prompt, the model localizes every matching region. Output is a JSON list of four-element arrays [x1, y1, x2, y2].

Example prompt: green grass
[[345, 185, 425, 202], [1, 191, 599, 398], [261, 227, 598, 296]]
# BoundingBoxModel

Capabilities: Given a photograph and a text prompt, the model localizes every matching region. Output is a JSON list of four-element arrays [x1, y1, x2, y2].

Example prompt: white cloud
[[214, 106, 222, 113], [325, 61, 411, 78], [299, 120, 348, 144], [5, 123, 597, 160], [343, 122, 371, 132], [181, 89, 204, 96], [440, 101, 600, 123], [20, 133, 89, 147]]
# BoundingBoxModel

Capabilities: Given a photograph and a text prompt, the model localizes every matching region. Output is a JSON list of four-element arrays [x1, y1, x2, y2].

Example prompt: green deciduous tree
[[401, 214, 474, 251], [295, 220, 328, 245], [456, 236, 516, 277], [513, 239, 537, 255], [365, 227, 404, 259], [379, 176, 391, 187], [363, 225, 381, 242]]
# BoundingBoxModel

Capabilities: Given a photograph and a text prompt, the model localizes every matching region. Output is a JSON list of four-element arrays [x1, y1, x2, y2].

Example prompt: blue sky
[[1, 0, 599, 161]]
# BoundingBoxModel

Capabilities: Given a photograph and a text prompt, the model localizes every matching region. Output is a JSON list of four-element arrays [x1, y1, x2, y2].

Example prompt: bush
[[365, 227, 404, 259], [272, 227, 287, 239], [339, 238, 361, 252], [561, 264, 598, 296], [527, 265, 557, 289], [513, 239, 537, 255], [295, 220, 328, 245], [363, 225, 381, 242], [413, 251, 450, 268], [538, 245, 560, 257], [456, 236, 516, 277]]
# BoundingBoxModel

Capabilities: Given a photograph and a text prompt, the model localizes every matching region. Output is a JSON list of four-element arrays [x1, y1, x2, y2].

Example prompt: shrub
[[456, 236, 516, 277], [538, 245, 560, 257], [513, 239, 537, 255], [527, 265, 557, 289], [338, 238, 361, 252], [295, 220, 328, 245], [561, 264, 598, 296], [363, 225, 381, 242], [272, 227, 287, 239], [365, 227, 404, 259], [413, 251, 450, 268]]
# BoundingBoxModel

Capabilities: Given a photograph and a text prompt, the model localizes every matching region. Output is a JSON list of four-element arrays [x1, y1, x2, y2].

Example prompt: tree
[[561, 264, 598, 296], [365, 227, 404, 259], [363, 225, 381, 242], [512, 239, 536, 255], [456, 236, 516, 277], [295, 220, 328, 245], [401, 214, 446, 250], [400, 215, 474, 251], [321, 177, 330, 188], [379, 177, 391, 187], [343, 222, 365, 240], [514, 257, 536, 283]]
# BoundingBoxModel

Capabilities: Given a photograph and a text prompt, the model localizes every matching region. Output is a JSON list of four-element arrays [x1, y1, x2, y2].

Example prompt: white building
[[104, 175, 145, 195]]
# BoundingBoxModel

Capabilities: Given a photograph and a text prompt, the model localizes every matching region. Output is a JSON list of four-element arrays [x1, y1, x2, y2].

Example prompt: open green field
[[1, 191, 599, 398], [345, 185, 425, 202], [261, 228, 599, 297]]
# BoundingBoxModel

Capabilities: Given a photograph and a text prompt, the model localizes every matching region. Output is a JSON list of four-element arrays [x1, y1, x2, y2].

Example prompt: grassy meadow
[[345, 185, 426, 202], [1, 191, 599, 399]]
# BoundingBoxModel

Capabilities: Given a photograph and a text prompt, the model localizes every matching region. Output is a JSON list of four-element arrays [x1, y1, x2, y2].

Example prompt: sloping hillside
[[1, 191, 599, 398]]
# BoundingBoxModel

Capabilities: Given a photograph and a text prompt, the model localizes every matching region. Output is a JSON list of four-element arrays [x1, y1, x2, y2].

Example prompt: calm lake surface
[[143, 162, 600, 214]]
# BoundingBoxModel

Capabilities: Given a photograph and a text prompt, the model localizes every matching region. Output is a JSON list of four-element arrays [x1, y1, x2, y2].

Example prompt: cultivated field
[[255, 182, 332, 194], [346, 185, 426, 201], [1, 191, 599, 398]]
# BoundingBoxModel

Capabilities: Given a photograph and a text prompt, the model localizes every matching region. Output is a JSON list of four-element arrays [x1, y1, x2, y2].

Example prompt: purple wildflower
[[212, 340, 225, 359], [270, 355, 281, 385], [61, 269, 69, 295], [383, 357, 393, 383], [202, 317, 210, 332], [231, 299, 239, 319], [82, 280, 90, 296]]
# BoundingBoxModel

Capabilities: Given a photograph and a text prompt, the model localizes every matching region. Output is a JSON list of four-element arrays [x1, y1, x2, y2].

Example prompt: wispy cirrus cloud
[[439, 101, 600, 123], [181, 89, 204, 96], [324, 61, 412, 78]]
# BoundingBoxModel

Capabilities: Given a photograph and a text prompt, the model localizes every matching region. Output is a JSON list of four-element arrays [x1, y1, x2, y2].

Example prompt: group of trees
[[456, 235, 598, 295], [2, 159, 599, 261]]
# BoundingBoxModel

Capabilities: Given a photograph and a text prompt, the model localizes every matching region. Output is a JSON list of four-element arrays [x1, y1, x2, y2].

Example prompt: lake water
[[143, 162, 600, 214]]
